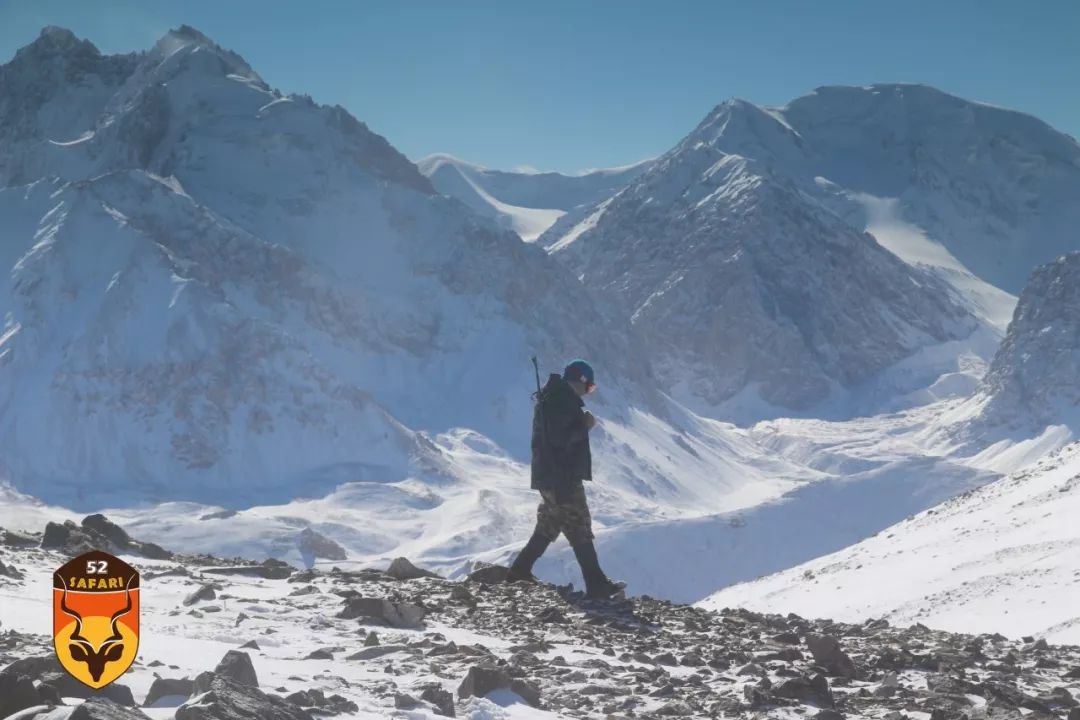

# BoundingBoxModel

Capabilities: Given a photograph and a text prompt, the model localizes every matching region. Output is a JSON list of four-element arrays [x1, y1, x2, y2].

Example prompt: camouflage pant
[[533, 482, 594, 545]]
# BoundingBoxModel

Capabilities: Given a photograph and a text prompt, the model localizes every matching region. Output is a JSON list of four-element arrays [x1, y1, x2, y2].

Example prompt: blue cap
[[563, 359, 595, 385]]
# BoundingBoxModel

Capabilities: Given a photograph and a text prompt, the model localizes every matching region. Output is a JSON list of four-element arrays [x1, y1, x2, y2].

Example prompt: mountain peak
[[12, 25, 99, 62], [152, 24, 261, 82]]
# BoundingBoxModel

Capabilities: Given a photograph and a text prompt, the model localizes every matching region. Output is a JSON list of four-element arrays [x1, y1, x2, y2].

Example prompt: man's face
[[569, 378, 596, 397]]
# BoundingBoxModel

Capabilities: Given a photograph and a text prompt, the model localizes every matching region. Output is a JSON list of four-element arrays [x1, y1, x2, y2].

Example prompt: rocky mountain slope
[[0, 26, 680, 509], [417, 154, 652, 242], [544, 102, 981, 414], [701, 441, 1080, 645], [3, 519, 1080, 720], [977, 252, 1080, 431], [543, 85, 1080, 418]]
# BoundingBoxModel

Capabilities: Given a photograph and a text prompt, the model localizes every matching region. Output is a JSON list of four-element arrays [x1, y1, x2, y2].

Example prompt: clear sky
[[1, 0, 1077, 174]]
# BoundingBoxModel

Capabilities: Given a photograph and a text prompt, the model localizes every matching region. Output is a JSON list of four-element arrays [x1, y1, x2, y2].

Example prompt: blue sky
[[1, 0, 1077, 174]]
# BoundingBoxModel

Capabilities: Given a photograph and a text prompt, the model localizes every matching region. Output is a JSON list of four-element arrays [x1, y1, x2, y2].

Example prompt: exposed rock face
[[211, 650, 259, 688], [69, 698, 151, 720], [336, 596, 425, 629], [175, 675, 312, 720], [0, 26, 654, 509], [546, 104, 978, 411], [979, 251, 1080, 427], [386, 556, 441, 581], [143, 677, 194, 707], [40, 515, 171, 559]]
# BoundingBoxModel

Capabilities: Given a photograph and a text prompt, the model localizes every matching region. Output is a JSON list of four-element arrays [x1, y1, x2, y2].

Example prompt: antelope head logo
[[58, 575, 134, 683]]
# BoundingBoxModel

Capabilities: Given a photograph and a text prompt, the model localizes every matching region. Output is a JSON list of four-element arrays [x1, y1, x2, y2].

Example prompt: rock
[[775, 674, 835, 708], [420, 686, 455, 717], [296, 528, 347, 565], [815, 710, 846, 720], [183, 585, 216, 606], [386, 557, 441, 581], [1068, 709, 1080, 720], [507, 679, 542, 708], [465, 565, 509, 584], [0, 529, 37, 547], [213, 650, 259, 688], [3, 655, 62, 678], [654, 652, 679, 666], [0, 558, 23, 579], [38, 672, 136, 706], [143, 677, 194, 707], [457, 665, 540, 707], [806, 634, 858, 679], [364, 631, 380, 647], [304, 648, 334, 660], [336, 597, 425, 628], [202, 559, 294, 580], [239, 640, 259, 650], [0, 670, 43, 719], [394, 693, 421, 709], [70, 698, 153, 720], [175, 675, 312, 720], [346, 644, 408, 661], [449, 585, 476, 605], [81, 514, 133, 548]]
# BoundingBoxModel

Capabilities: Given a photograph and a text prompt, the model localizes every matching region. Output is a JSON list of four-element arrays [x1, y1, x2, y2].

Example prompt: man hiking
[[507, 359, 624, 599]]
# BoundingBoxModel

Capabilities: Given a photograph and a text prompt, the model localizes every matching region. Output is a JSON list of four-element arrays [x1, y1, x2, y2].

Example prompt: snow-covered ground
[[700, 441, 1080, 644]]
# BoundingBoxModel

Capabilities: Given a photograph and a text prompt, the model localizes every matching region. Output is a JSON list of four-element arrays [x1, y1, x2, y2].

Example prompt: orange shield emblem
[[52, 550, 140, 688]]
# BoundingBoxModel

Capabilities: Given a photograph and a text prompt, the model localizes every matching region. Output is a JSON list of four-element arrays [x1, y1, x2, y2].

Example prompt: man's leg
[[507, 491, 560, 582], [562, 483, 623, 599]]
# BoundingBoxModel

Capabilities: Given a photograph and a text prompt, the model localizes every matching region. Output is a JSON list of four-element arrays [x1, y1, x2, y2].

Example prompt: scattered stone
[[239, 640, 260, 650], [806, 634, 859, 679], [0, 669, 43, 719], [176, 675, 312, 720], [386, 556, 441, 581], [457, 664, 541, 708], [38, 672, 136, 706], [212, 650, 259, 688], [143, 677, 195, 707], [183, 585, 216, 606], [420, 686, 456, 717], [336, 596, 425, 628], [70, 698, 153, 720], [465, 564, 509, 584], [347, 644, 409, 661], [775, 673, 835, 708]]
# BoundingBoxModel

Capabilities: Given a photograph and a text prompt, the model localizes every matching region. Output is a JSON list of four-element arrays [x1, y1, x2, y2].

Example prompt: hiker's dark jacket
[[531, 373, 592, 494]]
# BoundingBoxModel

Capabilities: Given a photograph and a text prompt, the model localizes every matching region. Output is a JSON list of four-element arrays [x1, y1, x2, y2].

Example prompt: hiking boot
[[570, 539, 625, 599], [505, 568, 539, 584], [506, 531, 551, 584], [586, 577, 627, 600]]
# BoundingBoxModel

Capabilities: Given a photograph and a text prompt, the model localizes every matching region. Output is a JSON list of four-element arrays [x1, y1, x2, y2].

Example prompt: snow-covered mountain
[[0, 26, 683, 509], [417, 153, 652, 241], [978, 251, 1080, 429], [544, 102, 982, 415], [701, 440, 1080, 644], [543, 84, 1080, 418]]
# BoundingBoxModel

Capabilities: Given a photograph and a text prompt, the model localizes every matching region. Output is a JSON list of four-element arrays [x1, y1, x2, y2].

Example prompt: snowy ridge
[[418, 153, 652, 241], [700, 440, 1080, 644]]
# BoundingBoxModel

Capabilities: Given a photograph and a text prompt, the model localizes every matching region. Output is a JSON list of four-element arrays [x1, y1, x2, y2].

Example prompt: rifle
[[531, 356, 553, 462]]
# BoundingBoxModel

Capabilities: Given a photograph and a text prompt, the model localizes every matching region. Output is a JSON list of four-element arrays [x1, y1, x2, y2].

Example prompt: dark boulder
[[0, 669, 44, 719], [806, 634, 858, 679], [69, 698, 152, 720], [386, 557, 441, 581], [175, 675, 312, 720], [143, 677, 194, 707], [212, 650, 259, 688]]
